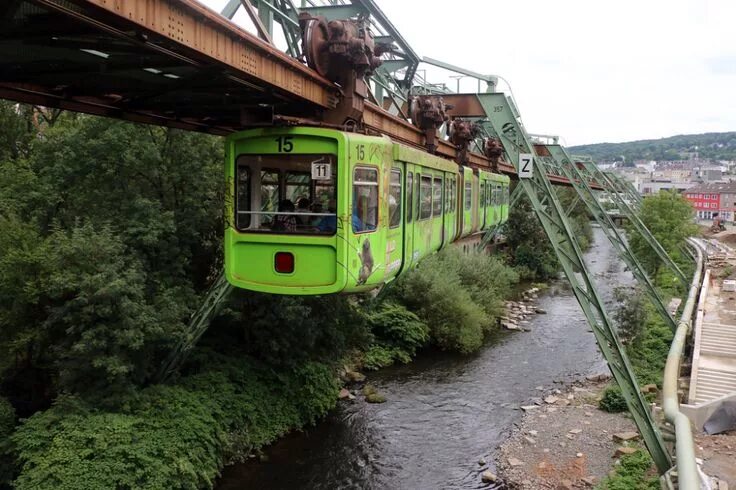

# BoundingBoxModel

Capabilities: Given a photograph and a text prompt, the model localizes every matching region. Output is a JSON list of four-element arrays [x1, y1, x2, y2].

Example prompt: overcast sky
[[201, 0, 736, 146]]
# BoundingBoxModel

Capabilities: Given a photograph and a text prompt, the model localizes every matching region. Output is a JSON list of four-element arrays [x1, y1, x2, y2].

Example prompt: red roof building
[[684, 182, 736, 221]]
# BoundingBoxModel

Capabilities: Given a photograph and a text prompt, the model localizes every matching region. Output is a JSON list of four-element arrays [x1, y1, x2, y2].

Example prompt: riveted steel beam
[[544, 144, 677, 332], [475, 92, 671, 473], [579, 163, 689, 287]]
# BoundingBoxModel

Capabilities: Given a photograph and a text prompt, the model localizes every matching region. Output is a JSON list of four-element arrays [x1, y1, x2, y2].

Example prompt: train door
[[443, 173, 455, 246], [385, 164, 404, 280], [403, 165, 416, 270]]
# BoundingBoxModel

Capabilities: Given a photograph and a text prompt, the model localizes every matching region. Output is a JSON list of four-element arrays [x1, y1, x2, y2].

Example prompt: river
[[218, 226, 631, 489]]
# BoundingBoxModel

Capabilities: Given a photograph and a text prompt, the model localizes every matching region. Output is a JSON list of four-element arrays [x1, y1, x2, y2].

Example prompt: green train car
[[225, 127, 509, 294]]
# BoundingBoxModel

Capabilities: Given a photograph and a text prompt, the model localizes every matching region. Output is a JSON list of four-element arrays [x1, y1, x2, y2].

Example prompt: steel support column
[[155, 272, 233, 382], [545, 144, 677, 331], [581, 164, 688, 287], [475, 92, 671, 473]]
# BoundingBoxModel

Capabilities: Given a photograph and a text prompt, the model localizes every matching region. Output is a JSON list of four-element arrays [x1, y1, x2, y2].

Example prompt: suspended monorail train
[[225, 127, 509, 294]]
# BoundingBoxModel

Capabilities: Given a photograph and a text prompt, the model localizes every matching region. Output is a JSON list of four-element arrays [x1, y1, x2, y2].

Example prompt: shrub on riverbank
[[362, 303, 428, 370], [389, 247, 518, 354], [10, 352, 337, 490], [596, 447, 659, 489]]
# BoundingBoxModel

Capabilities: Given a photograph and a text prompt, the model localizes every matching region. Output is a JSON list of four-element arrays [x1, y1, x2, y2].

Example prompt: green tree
[[504, 194, 559, 280], [626, 191, 697, 282]]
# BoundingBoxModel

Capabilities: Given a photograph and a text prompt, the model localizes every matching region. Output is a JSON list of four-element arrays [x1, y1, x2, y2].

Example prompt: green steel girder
[[581, 164, 688, 287], [544, 144, 677, 332], [298, 4, 368, 18], [155, 272, 233, 382], [564, 193, 581, 217], [475, 92, 671, 473]]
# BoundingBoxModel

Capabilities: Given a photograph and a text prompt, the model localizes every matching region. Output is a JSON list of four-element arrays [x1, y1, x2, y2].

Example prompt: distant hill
[[568, 132, 736, 165]]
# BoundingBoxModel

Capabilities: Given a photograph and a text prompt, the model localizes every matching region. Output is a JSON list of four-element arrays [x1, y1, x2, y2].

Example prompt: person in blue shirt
[[316, 198, 367, 233]]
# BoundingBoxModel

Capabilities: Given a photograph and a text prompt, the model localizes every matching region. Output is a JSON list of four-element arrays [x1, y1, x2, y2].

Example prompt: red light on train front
[[274, 252, 294, 274]]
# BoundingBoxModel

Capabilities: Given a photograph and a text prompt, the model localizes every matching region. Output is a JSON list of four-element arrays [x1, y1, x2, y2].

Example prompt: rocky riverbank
[[494, 378, 642, 489], [501, 287, 547, 332]]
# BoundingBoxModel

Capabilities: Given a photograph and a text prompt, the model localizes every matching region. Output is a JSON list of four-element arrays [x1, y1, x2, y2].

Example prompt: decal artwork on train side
[[224, 126, 510, 295]]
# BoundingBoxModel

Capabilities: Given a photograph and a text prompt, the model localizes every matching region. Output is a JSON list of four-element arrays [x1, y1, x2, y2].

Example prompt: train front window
[[353, 167, 378, 233], [234, 153, 337, 234]]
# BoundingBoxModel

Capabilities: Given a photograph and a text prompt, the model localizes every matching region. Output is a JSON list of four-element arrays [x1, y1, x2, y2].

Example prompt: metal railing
[[661, 237, 705, 489]]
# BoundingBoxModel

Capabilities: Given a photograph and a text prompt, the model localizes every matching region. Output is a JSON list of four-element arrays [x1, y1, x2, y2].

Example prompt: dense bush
[[627, 307, 673, 386], [504, 187, 592, 280], [216, 292, 370, 368], [597, 447, 659, 489], [390, 247, 518, 353], [626, 190, 697, 290], [0, 219, 187, 399], [599, 386, 628, 413], [11, 353, 337, 490], [612, 287, 648, 344], [362, 303, 429, 369], [0, 396, 15, 485]]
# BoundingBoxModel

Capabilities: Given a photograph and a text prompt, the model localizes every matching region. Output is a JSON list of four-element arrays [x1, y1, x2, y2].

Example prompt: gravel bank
[[496, 380, 639, 489]]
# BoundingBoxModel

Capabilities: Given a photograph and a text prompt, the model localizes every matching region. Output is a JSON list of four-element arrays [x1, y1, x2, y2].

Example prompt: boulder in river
[[481, 471, 497, 483]]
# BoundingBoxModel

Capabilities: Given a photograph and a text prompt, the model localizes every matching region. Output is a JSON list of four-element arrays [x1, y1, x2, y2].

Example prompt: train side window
[[420, 175, 432, 220], [416, 174, 422, 220], [389, 169, 402, 228], [433, 176, 442, 216], [236, 166, 250, 228], [464, 181, 472, 210], [407, 172, 413, 223], [353, 167, 379, 233]]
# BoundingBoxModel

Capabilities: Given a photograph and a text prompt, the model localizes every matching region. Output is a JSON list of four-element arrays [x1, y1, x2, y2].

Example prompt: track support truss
[[476, 92, 671, 473], [539, 144, 677, 332]]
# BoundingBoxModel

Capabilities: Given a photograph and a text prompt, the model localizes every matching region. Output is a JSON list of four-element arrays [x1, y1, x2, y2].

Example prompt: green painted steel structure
[[579, 163, 688, 288], [542, 144, 677, 332], [472, 92, 671, 473]]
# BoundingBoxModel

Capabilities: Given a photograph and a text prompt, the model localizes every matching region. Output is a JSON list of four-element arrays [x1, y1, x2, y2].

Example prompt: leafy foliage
[[0, 396, 15, 486], [597, 447, 659, 489], [362, 303, 429, 369], [612, 287, 648, 344], [11, 353, 337, 490], [390, 247, 518, 353], [216, 292, 370, 368], [626, 191, 697, 288], [505, 188, 592, 280], [599, 386, 628, 413]]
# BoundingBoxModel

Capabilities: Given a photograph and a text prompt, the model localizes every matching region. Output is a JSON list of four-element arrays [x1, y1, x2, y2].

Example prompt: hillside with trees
[[569, 132, 736, 164]]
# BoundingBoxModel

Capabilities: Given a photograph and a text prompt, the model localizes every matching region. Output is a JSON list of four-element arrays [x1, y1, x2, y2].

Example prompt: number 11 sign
[[518, 153, 533, 178]]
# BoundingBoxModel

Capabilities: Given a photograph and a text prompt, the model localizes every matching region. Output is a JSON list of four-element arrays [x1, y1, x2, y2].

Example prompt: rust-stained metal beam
[[34, 0, 338, 108], [0, 0, 591, 188]]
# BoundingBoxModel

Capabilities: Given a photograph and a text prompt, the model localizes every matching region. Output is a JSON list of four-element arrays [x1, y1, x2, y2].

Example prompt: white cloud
[[199, 0, 736, 145]]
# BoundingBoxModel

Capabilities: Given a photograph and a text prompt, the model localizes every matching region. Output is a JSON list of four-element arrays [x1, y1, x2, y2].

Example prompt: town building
[[684, 182, 736, 221]]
